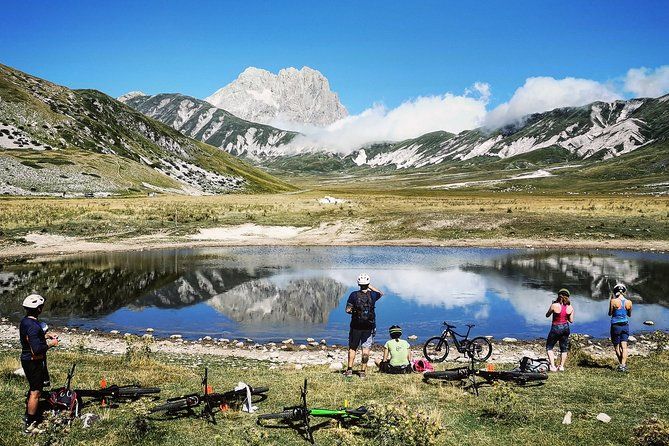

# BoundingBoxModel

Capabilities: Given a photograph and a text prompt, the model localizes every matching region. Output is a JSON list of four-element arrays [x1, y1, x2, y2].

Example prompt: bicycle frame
[[441, 324, 474, 352]]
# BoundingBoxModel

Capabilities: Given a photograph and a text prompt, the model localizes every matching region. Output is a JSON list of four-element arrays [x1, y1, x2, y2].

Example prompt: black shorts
[[22, 359, 50, 391], [378, 360, 412, 374]]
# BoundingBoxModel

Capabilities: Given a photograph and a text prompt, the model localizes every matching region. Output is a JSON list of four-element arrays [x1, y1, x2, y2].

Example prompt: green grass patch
[[0, 348, 668, 445]]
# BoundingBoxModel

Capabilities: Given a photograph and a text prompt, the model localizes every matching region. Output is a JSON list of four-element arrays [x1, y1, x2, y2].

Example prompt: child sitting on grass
[[375, 325, 413, 374]]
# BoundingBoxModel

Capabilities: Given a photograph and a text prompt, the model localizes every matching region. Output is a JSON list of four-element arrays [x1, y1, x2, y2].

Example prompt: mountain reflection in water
[[0, 247, 667, 342]]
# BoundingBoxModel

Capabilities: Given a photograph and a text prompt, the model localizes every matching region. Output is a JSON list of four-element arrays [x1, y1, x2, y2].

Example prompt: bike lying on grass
[[149, 367, 269, 424], [423, 361, 548, 395], [257, 378, 367, 444], [423, 322, 493, 363], [43, 364, 160, 417]]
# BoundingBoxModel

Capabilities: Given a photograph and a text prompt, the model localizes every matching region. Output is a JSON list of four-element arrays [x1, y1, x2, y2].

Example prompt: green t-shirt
[[384, 339, 410, 367]]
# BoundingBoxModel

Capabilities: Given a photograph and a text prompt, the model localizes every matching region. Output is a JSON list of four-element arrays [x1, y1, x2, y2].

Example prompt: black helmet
[[613, 283, 627, 295], [389, 325, 402, 338]]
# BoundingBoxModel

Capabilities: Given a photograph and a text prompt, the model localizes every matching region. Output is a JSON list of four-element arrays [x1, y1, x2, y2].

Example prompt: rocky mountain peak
[[204, 66, 348, 127], [117, 91, 148, 103]]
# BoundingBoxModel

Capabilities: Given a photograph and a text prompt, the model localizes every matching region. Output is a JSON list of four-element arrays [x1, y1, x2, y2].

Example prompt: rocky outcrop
[[204, 67, 347, 126]]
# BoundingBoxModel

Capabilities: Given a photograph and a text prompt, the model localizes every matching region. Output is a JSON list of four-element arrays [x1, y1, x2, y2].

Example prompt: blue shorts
[[348, 328, 374, 350], [546, 323, 570, 353], [611, 323, 630, 345]]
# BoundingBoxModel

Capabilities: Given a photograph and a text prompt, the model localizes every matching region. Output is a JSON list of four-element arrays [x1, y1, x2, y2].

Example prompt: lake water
[[1, 247, 668, 344]]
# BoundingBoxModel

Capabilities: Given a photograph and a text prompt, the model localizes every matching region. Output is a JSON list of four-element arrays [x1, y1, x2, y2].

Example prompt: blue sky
[[1, 0, 668, 114]]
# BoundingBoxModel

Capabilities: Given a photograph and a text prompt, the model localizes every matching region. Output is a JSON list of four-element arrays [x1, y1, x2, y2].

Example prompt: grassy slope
[[0, 348, 668, 446], [0, 63, 295, 194]]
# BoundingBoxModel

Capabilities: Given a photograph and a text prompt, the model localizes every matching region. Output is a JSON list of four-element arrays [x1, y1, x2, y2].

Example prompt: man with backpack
[[344, 273, 383, 378], [19, 294, 59, 434]]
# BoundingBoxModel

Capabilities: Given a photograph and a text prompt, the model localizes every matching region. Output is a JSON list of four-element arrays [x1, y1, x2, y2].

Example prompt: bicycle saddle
[[443, 322, 455, 327], [466, 324, 475, 328]]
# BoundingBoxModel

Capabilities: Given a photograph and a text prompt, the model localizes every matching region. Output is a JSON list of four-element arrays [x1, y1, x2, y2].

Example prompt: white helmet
[[22, 294, 45, 309], [357, 273, 370, 286], [613, 283, 627, 295]]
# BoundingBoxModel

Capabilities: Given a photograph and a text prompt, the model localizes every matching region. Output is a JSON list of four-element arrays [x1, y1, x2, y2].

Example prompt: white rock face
[[205, 67, 348, 126]]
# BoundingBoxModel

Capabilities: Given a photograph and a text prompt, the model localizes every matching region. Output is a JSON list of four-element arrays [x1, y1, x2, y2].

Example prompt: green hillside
[[0, 63, 295, 195]]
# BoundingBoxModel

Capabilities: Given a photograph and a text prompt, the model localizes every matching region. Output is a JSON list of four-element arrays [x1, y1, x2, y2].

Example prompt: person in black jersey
[[344, 273, 383, 378], [19, 294, 58, 434]]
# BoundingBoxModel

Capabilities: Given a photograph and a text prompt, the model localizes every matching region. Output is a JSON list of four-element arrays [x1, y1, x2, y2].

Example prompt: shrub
[[633, 416, 669, 446], [366, 402, 441, 446], [483, 382, 524, 420]]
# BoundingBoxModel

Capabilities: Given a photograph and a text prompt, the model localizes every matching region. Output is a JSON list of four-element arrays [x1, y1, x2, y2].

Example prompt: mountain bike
[[424, 368, 548, 385], [76, 383, 160, 406], [423, 362, 547, 395], [43, 364, 160, 413], [257, 378, 367, 444], [150, 367, 269, 424], [423, 322, 493, 362]]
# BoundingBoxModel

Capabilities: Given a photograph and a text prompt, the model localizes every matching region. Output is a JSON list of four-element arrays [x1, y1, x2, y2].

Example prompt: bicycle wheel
[[257, 410, 297, 420], [467, 337, 492, 361], [150, 396, 199, 414], [423, 337, 449, 363], [423, 369, 468, 381], [118, 386, 161, 397]]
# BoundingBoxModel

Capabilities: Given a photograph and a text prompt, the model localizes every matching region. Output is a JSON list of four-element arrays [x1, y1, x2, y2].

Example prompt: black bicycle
[[150, 367, 269, 424], [76, 384, 161, 406], [257, 379, 366, 444], [423, 322, 493, 362], [424, 368, 548, 385]]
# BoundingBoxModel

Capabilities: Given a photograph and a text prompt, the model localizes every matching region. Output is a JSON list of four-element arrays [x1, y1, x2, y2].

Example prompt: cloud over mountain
[[289, 83, 490, 153], [483, 77, 621, 129], [624, 65, 669, 98]]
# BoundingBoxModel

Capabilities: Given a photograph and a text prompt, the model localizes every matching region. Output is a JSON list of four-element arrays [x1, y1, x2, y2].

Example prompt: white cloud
[[269, 65, 668, 152], [624, 66, 669, 98], [484, 77, 621, 129], [283, 84, 490, 155]]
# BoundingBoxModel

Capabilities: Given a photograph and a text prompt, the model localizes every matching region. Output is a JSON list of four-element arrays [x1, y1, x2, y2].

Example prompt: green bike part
[[309, 408, 360, 418]]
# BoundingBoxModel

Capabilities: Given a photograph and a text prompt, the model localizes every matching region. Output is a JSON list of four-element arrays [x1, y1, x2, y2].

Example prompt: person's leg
[[26, 390, 40, 421], [620, 341, 628, 367], [347, 329, 361, 374], [558, 328, 569, 370], [546, 328, 558, 371], [611, 325, 622, 365], [359, 330, 374, 375], [347, 348, 357, 369]]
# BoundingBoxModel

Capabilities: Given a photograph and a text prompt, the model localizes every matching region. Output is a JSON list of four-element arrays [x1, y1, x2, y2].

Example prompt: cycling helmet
[[558, 288, 570, 297], [613, 283, 627, 295], [22, 294, 45, 309], [357, 273, 370, 286], [389, 325, 402, 339]]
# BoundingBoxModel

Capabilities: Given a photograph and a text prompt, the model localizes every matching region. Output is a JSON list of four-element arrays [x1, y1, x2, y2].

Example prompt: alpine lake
[[1, 246, 668, 344]]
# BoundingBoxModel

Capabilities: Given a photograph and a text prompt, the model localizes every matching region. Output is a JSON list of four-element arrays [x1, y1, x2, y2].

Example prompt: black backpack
[[517, 356, 550, 373], [352, 291, 375, 326]]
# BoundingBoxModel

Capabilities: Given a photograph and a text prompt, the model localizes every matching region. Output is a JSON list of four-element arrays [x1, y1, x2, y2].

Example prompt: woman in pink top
[[545, 288, 575, 372]]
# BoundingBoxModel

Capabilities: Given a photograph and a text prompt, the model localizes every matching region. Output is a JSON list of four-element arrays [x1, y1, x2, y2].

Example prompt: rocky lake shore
[[1, 319, 665, 369]]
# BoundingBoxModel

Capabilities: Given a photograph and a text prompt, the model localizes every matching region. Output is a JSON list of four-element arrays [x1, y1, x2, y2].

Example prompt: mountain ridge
[[0, 63, 295, 195]]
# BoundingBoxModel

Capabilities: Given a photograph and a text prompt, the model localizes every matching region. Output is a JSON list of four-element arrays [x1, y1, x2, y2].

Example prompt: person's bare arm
[[546, 303, 555, 318], [626, 300, 633, 317], [382, 347, 389, 362], [568, 306, 574, 323], [407, 346, 413, 363], [368, 284, 383, 297], [608, 298, 615, 316]]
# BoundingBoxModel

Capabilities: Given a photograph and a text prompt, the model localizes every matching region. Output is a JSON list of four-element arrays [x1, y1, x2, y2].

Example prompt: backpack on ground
[[517, 356, 550, 373], [48, 388, 80, 417], [411, 358, 434, 373], [352, 291, 375, 325]]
